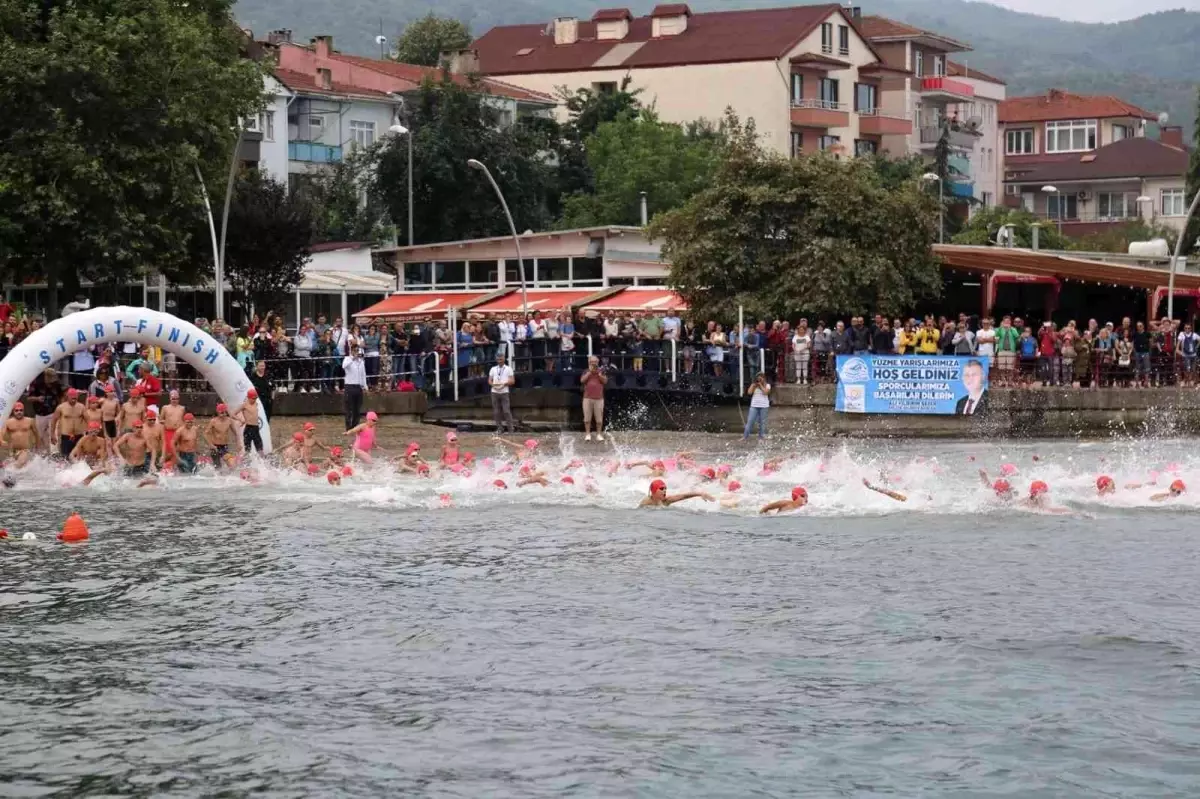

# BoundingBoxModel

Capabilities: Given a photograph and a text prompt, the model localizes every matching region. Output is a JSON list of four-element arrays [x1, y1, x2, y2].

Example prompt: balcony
[[857, 109, 912, 136], [917, 124, 979, 150], [949, 181, 975, 199], [790, 99, 849, 129], [918, 76, 975, 102], [288, 141, 343, 164]]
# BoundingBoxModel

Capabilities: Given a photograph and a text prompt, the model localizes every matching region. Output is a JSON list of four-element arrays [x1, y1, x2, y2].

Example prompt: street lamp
[[1041, 185, 1060, 235], [467, 158, 529, 315], [1135, 195, 1154, 225], [193, 127, 244, 323], [921, 172, 943, 244], [387, 121, 414, 292], [1167, 190, 1200, 321]]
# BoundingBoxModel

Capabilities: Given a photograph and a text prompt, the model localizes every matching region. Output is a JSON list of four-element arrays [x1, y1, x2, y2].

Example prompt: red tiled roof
[[1002, 137, 1187, 183], [329, 53, 556, 104], [947, 60, 1005, 85], [856, 14, 971, 51], [592, 8, 633, 22], [474, 4, 878, 75], [272, 68, 391, 99], [1000, 89, 1154, 123]]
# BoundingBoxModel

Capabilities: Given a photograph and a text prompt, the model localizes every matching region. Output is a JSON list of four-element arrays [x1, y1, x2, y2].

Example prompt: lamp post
[[387, 120, 414, 293], [921, 172, 943, 244], [1041, 185, 1061, 236], [1166, 189, 1200, 321], [467, 158, 528, 315], [194, 127, 244, 322]]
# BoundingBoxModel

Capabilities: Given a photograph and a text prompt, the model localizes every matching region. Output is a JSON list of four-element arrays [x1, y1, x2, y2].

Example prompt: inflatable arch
[[0, 306, 272, 452]]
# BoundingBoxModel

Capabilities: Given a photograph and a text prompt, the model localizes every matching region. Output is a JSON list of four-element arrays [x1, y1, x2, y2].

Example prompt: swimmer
[[0, 402, 38, 468], [626, 459, 667, 477], [1096, 475, 1117, 496], [172, 414, 200, 474], [760, 486, 809, 514], [497, 437, 539, 461], [119, 387, 146, 432], [100, 384, 121, 452], [396, 441, 426, 474], [50, 388, 87, 459], [300, 422, 327, 462], [439, 430, 461, 467], [1025, 480, 1069, 513], [141, 409, 165, 470], [83, 395, 104, 434], [112, 420, 158, 486], [70, 421, 107, 468], [326, 445, 346, 469], [991, 478, 1015, 500], [231, 390, 264, 455], [203, 404, 239, 466], [862, 477, 907, 502], [280, 432, 306, 467], [326, 470, 341, 485], [160, 391, 187, 464], [1151, 479, 1186, 502], [345, 411, 386, 464], [639, 479, 714, 508]]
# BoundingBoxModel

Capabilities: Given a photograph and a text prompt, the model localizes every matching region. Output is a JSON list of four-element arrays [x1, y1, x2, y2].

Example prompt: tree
[[0, 0, 264, 317], [222, 170, 315, 316], [554, 78, 644, 202], [869, 152, 929, 190], [650, 118, 942, 322], [372, 73, 557, 244], [393, 14, 471, 67], [558, 110, 725, 228], [951, 206, 1072, 249], [1185, 84, 1200, 254], [297, 150, 393, 245], [1070, 220, 1179, 254]]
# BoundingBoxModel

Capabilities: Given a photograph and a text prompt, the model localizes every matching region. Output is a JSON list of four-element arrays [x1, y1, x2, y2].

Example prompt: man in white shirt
[[662, 309, 681, 341], [342, 345, 368, 430], [488, 352, 516, 434]]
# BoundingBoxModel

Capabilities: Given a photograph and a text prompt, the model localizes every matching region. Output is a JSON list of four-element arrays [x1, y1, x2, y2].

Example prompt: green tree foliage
[[650, 120, 941, 322], [1184, 85, 1200, 254], [372, 72, 557, 244], [222, 170, 315, 315], [869, 153, 929, 190], [0, 0, 264, 316], [1070, 220, 1179, 254], [951, 206, 1072, 250], [558, 110, 725, 228], [555, 78, 643, 201], [296, 151, 393, 245], [392, 13, 471, 67]]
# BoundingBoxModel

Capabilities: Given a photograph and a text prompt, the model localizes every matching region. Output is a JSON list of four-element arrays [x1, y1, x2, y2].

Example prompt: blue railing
[[288, 141, 343, 163]]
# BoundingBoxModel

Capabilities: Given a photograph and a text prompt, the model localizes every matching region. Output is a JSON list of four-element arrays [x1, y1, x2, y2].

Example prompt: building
[[856, 16, 1005, 207], [251, 31, 555, 189], [1001, 134, 1191, 236], [471, 4, 913, 158], [998, 89, 1183, 232]]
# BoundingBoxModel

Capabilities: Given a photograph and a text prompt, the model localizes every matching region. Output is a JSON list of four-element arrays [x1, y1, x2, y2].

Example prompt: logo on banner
[[839, 357, 870, 383], [235, 378, 249, 392], [3, 380, 17, 395]]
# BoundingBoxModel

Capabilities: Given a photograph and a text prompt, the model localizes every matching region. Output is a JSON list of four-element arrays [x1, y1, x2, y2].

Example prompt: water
[[4, 438, 1200, 796]]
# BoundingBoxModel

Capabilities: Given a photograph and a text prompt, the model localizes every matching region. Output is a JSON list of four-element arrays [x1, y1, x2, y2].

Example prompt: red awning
[[581, 288, 689, 314], [354, 291, 490, 321], [466, 289, 613, 318]]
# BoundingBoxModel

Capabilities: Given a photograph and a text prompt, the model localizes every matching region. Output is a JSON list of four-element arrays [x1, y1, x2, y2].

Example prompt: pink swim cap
[[446, 431, 457, 442], [1000, 463, 1017, 476], [524, 439, 538, 449], [727, 480, 742, 492], [366, 411, 378, 421], [716, 464, 732, 476]]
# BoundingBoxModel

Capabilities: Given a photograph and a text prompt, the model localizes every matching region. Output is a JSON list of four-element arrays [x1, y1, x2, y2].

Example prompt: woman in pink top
[[345, 411, 384, 464]]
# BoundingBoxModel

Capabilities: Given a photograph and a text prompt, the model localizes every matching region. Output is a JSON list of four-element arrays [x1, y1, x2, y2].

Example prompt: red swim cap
[[727, 480, 742, 492], [183, 413, 194, 421], [1030, 480, 1049, 497], [649, 479, 667, 494], [493, 479, 507, 489], [307, 463, 320, 475], [247, 389, 258, 399], [304, 422, 315, 431], [331, 446, 343, 457], [700, 466, 716, 480], [791, 486, 808, 501], [326, 471, 340, 484], [1096, 475, 1114, 491], [87, 420, 102, 431], [651, 459, 665, 471], [1171, 479, 1186, 493], [561, 475, 574, 484], [341, 466, 353, 477], [215, 403, 227, 413], [293, 432, 305, 442], [993, 479, 1011, 495]]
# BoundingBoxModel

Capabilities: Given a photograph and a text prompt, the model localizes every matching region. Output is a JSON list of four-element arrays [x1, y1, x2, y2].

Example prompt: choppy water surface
[[5, 438, 1200, 796]]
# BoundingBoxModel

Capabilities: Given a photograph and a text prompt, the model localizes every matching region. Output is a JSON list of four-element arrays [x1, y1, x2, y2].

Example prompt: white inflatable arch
[[0, 306, 271, 452]]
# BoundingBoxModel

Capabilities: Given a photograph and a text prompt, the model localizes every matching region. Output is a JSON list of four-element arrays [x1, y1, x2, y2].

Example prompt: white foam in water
[[4, 434, 1199, 517]]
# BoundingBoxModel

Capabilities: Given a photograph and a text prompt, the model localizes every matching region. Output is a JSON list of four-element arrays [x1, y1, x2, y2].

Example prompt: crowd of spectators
[[5, 303, 1200, 394]]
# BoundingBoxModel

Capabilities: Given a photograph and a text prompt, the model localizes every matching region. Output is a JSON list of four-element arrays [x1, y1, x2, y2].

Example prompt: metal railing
[[790, 98, 844, 111]]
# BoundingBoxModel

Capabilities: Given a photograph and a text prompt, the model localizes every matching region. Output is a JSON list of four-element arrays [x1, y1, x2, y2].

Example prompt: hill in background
[[234, 0, 1199, 138]]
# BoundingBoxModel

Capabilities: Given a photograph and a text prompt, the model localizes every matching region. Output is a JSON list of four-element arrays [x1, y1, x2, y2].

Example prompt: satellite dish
[[1158, 111, 1170, 126], [375, 34, 387, 44], [965, 115, 982, 127]]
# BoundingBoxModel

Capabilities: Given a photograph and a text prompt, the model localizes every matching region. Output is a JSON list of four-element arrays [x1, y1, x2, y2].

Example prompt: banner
[[835, 355, 990, 415]]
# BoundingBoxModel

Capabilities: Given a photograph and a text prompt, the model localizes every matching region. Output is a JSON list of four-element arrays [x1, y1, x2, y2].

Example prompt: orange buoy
[[58, 513, 89, 543]]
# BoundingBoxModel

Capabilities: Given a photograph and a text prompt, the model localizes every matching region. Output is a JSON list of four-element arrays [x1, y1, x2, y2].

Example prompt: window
[[1162, 188, 1186, 216], [404, 262, 434, 288], [1047, 193, 1078, 220], [981, 191, 993, 207], [818, 78, 839, 108], [838, 24, 850, 55], [309, 115, 325, 132], [1005, 128, 1034, 155], [1005, 184, 1019, 197], [854, 139, 877, 157], [790, 131, 803, 158], [349, 120, 375, 149], [914, 50, 923, 78], [1111, 123, 1130, 142], [244, 115, 260, 132], [818, 134, 841, 152], [263, 111, 275, 142], [573, 257, 603, 282], [790, 73, 803, 105], [536, 257, 570, 284], [592, 81, 617, 95], [1097, 192, 1135, 219], [1045, 119, 1097, 153], [433, 261, 466, 286], [933, 54, 944, 76], [854, 83, 877, 113], [821, 22, 833, 54]]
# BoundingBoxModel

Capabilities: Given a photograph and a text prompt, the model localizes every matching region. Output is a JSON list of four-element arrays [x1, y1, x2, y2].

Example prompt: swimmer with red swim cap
[[760, 486, 809, 514], [1025, 479, 1070, 513], [203, 404, 237, 468], [639, 479, 713, 507], [396, 440, 427, 474], [1096, 475, 1117, 496], [0, 402, 37, 469], [298, 422, 326, 464], [1151, 478, 1186, 502], [498, 437, 540, 462], [281, 431, 307, 468], [979, 469, 1016, 500]]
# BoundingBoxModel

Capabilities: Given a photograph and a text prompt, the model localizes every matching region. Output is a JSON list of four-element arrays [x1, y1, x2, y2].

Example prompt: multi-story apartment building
[[250, 31, 555, 188], [471, 4, 913, 159], [998, 90, 1189, 234], [856, 16, 1004, 208]]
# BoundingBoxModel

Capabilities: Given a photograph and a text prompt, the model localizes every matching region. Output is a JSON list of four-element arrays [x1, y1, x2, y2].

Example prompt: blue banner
[[835, 355, 990, 415]]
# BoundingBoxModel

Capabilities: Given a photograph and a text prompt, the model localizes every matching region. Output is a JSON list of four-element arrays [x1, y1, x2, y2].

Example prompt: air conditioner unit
[[1077, 190, 1091, 201]]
